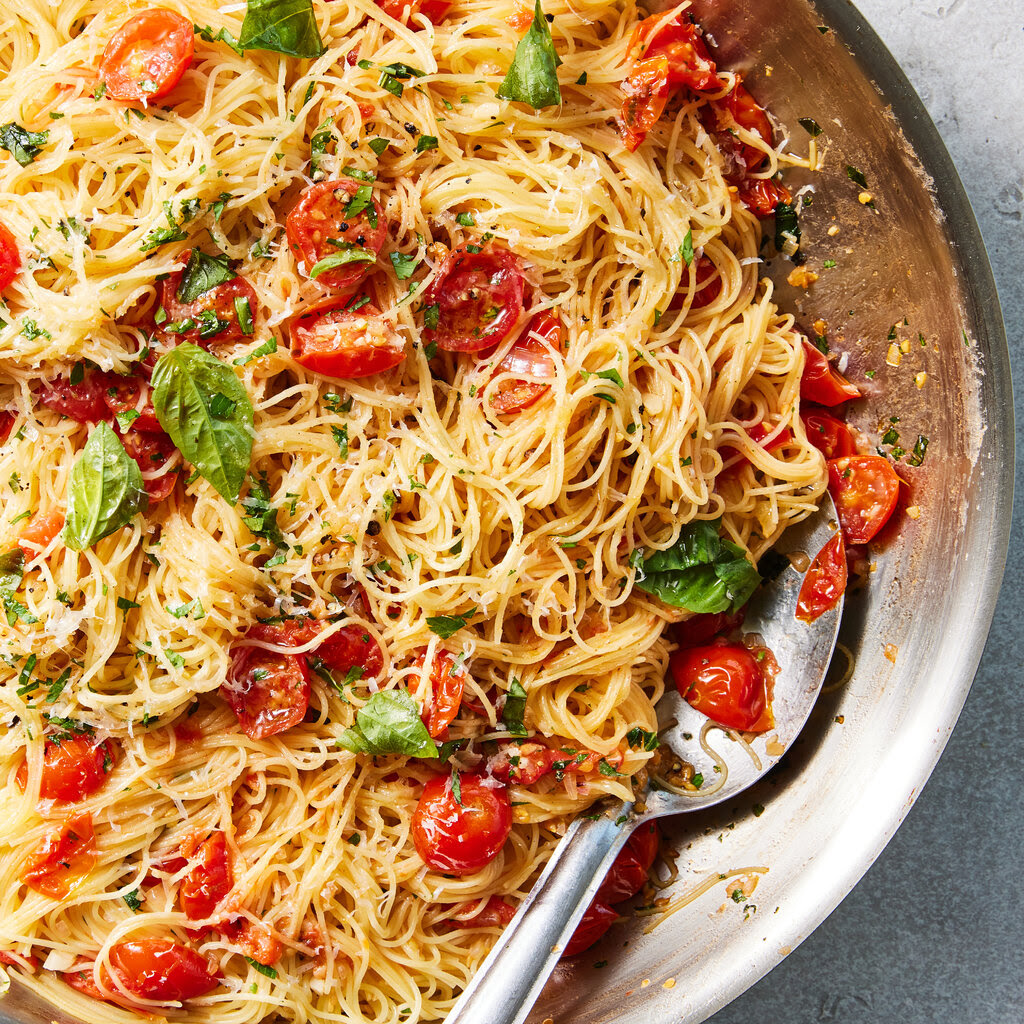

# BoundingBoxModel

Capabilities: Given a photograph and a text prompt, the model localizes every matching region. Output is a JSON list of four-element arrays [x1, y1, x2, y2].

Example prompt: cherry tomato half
[[159, 254, 258, 347], [596, 822, 659, 904], [374, 0, 451, 26], [220, 919, 283, 966], [737, 178, 792, 219], [180, 830, 233, 922], [796, 531, 847, 623], [488, 741, 556, 785], [286, 179, 388, 291], [721, 82, 773, 173], [672, 609, 744, 649], [20, 814, 97, 899], [415, 650, 466, 737], [453, 895, 518, 929], [246, 619, 385, 684], [828, 454, 900, 545], [16, 736, 118, 803], [801, 340, 861, 406], [222, 639, 311, 741], [801, 406, 856, 460], [105, 938, 219, 1002], [37, 370, 112, 423], [0, 221, 21, 292], [561, 901, 619, 957], [422, 246, 527, 352], [670, 642, 772, 732], [628, 12, 718, 91], [289, 299, 406, 379], [102, 373, 162, 432], [489, 311, 563, 414], [18, 508, 65, 561], [99, 9, 195, 104], [618, 56, 670, 153], [412, 773, 512, 874], [119, 427, 179, 503], [0, 411, 14, 445]]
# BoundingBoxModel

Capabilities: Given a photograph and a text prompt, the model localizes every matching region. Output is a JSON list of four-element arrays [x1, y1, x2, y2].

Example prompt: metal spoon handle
[[445, 807, 632, 1024]]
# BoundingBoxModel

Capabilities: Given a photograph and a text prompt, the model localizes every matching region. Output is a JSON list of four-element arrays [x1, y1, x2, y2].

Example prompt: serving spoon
[[445, 496, 844, 1024]]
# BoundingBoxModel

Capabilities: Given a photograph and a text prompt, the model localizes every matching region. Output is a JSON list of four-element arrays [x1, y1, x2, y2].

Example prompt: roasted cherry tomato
[[801, 340, 861, 406], [618, 56, 670, 152], [374, 0, 451, 25], [596, 822, 659, 904], [180, 830, 233, 923], [0, 950, 39, 970], [105, 938, 219, 1002], [412, 773, 512, 874], [415, 650, 466, 737], [721, 82, 773, 173], [675, 253, 723, 311], [37, 370, 112, 423], [422, 246, 527, 352], [628, 11, 718, 91], [102, 373, 162, 432], [672, 609, 744, 649], [220, 919, 282, 966], [453, 895, 518, 929], [289, 299, 405, 378], [562, 901, 619, 957], [18, 508, 65, 561], [801, 406, 856, 460], [670, 642, 772, 732], [737, 178, 792, 218], [828, 454, 900, 545], [286, 179, 388, 291], [20, 814, 97, 899], [796, 532, 847, 623], [488, 741, 556, 785], [99, 9, 195, 104], [222, 633, 312, 741], [0, 411, 14, 445], [119, 427, 178, 503], [16, 736, 118, 803], [0, 221, 21, 292], [159, 255, 258, 347], [246, 619, 385, 684], [489, 311, 563, 414]]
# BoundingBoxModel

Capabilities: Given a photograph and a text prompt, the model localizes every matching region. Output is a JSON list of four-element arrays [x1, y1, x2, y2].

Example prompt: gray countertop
[[710, 2, 1024, 1021]]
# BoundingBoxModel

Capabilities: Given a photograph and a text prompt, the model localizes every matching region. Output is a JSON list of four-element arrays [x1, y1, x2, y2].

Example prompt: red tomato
[[796, 532, 847, 623], [286, 179, 388, 291], [37, 370, 112, 423], [0, 411, 14, 445], [0, 950, 39, 970], [737, 177, 792, 218], [222, 637, 311, 740], [16, 736, 118, 803], [247, 619, 384, 684], [99, 9, 195, 104], [412, 773, 512, 874], [422, 246, 527, 352], [562, 901, 619, 957], [289, 299, 405, 378], [180, 830, 233, 922], [828, 455, 900, 545], [221, 919, 282, 966], [453, 895, 518, 929], [596, 823, 659, 904], [675, 254, 724, 311], [20, 814, 97, 898], [618, 57, 670, 152], [801, 340, 861, 406], [0, 221, 21, 292], [672, 609, 744, 649], [489, 311, 563, 414], [18, 508, 65, 560], [721, 82, 773, 172], [374, 0, 451, 25], [415, 651, 466, 737], [670, 642, 772, 732], [801, 407, 856, 460], [488, 741, 557, 785], [119, 427, 179, 503], [159, 256, 258, 347], [628, 12, 718, 91], [103, 373, 162, 432], [105, 939, 219, 1002]]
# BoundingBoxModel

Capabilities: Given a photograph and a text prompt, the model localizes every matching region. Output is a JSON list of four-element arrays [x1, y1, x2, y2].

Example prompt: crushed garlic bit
[[915, 371, 928, 389], [884, 643, 898, 663], [827, 224, 840, 236], [858, 191, 874, 204], [813, 318, 828, 336], [906, 505, 922, 520], [886, 343, 901, 367], [787, 266, 819, 289]]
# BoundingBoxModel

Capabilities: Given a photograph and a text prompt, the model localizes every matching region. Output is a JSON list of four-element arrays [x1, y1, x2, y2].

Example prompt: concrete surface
[[709, 2, 1024, 1022]]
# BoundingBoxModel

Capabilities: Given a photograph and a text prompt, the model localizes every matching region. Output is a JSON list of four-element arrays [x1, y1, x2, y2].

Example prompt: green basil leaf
[[774, 202, 801, 258], [64, 422, 148, 551], [501, 678, 528, 736], [497, 0, 562, 110], [389, 251, 417, 280], [176, 250, 235, 304], [238, 0, 325, 58], [0, 123, 49, 166], [0, 547, 25, 597], [195, 23, 245, 55], [308, 248, 375, 280], [426, 607, 476, 639], [152, 344, 254, 503], [634, 518, 760, 614], [338, 689, 438, 757]]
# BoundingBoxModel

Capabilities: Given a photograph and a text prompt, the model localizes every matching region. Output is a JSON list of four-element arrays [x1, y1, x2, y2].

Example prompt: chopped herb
[[497, 0, 561, 109], [691, 772, 703, 788], [415, 135, 438, 153], [116, 596, 140, 614], [389, 251, 418, 280], [426, 607, 476, 639], [502, 678, 528, 736], [846, 165, 868, 188], [752, 803, 765, 817], [368, 137, 390, 156], [233, 336, 278, 366], [823, 258, 837, 269], [774, 202, 801, 259], [195, 23, 245, 55], [245, 957, 278, 979], [332, 424, 349, 459], [576, 71, 587, 84], [343, 183, 375, 223], [669, 228, 694, 266], [451, 767, 463, 805], [165, 648, 185, 669], [234, 297, 254, 335], [123, 889, 143, 912], [240, 475, 286, 548], [423, 303, 440, 330], [798, 117, 823, 137], [625, 726, 659, 751], [177, 249, 235, 303], [597, 759, 620, 776], [907, 434, 929, 467], [310, 117, 333, 178], [456, 212, 475, 227], [0, 123, 49, 165]]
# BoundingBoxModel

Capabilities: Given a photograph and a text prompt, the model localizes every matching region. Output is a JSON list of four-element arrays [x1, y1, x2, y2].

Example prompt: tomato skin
[[630, 13, 718, 91], [222, 642, 311, 741], [20, 814, 97, 898], [801, 340, 861, 406], [453, 895, 517, 929], [737, 177, 792, 218], [422, 246, 527, 352], [37, 371, 112, 423], [672, 609, 744, 649], [289, 299, 406, 379], [247, 619, 384, 683], [18, 508, 65, 560], [119, 427, 178, 503], [106, 938, 219, 1002], [562, 901, 618, 957], [102, 374, 162, 432], [722, 82, 773, 173], [412, 773, 512, 874], [374, 0, 451, 25], [671, 642, 771, 732], [221, 919, 282, 966], [801, 406, 856, 460], [596, 823, 659, 903], [180, 830, 233, 922], [159, 257, 258, 347], [99, 9, 195, 104], [828, 455, 900, 545], [618, 57, 670, 152], [0, 221, 21, 292], [286, 179, 388, 291], [797, 532, 847, 623], [414, 651, 466, 737], [0, 411, 14, 445], [488, 741, 556, 785], [489, 311, 563, 414], [16, 736, 118, 803]]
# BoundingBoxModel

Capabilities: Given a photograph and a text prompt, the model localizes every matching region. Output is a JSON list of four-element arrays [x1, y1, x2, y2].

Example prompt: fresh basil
[[798, 117, 823, 137], [338, 689, 438, 757], [308, 247, 375, 280], [625, 726, 659, 751], [195, 23, 244, 55], [501, 678, 528, 736], [240, 474, 286, 547], [238, 0, 325, 59], [310, 118, 333, 178], [0, 123, 49, 166], [389, 251, 417, 280], [426, 607, 476, 639], [497, 0, 562, 110], [0, 547, 24, 597], [152, 344, 254, 503], [633, 518, 761, 614], [64, 422, 148, 551], [177, 250, 235, 304], [234, 336, 278, 366], [846, 164, 868, 188], [774, 202, 801, 258]]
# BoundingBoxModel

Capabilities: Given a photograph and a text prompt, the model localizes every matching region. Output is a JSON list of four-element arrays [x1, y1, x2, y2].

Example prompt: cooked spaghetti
[[0, 0, 829, 1019]]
